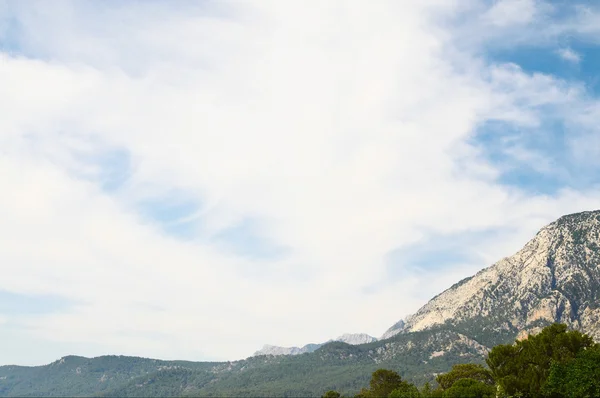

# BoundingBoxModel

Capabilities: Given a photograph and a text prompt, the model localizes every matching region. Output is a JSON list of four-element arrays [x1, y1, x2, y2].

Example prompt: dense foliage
[[354, 368, 419, 398], [434, 363, 493, 390], [487, 323, 596, 398], [440, 378, 495, 398], [544, 345, 600, 398]]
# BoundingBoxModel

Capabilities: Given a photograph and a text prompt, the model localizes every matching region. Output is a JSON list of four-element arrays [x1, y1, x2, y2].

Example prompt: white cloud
[[454, 2, 600, 50], [483, 0, 540, 27], [0, 0, 599, 365], [557, 47, 582, 63]]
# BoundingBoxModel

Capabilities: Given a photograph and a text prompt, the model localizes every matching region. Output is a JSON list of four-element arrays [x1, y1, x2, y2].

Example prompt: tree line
[[321, 323, 600, 398]]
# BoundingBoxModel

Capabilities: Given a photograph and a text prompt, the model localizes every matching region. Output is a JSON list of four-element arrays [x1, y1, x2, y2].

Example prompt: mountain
[[0, 335, 484, 397], [382, 210, 600, 346], [0, 355, 219, 397], [253, 333, 378, 357], [1, 210, 599, 397], [253, 343, 322, 356], [335, 333, 378, 345]]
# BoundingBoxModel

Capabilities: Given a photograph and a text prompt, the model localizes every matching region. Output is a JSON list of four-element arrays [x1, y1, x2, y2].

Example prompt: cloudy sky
[[1, 0, 600, 366]]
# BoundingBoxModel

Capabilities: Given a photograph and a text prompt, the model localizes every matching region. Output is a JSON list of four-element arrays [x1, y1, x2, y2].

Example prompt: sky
[[1, 0, 600, 366]]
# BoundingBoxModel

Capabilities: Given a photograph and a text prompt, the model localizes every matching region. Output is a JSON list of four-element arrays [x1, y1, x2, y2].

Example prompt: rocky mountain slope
[[253, 333, 378, 356], [382, 210, 600, 346], [2, 210, 599, 397]]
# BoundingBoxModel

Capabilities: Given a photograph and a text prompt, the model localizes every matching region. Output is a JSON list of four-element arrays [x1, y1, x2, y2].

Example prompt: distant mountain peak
[[333, 333, 378, 345], [253, 343, 322, 357], [554, 209, 600, 225], [253, 333, 378, 357]]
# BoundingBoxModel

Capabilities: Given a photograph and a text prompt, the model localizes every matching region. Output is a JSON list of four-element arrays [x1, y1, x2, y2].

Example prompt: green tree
[[435, 363, 494, 390], [388, 383, 421, 398], [486, 323, 595, 398], [358, 369, 407, 397], [322, 390, 341, 398], [544, 345, 600, 398], [420, 382, 433, 397], [443, 378, 495, 398]]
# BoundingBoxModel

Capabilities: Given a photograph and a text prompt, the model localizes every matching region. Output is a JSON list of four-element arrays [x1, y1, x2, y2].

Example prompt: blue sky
[[477, 39, 600, 194], [1, 0, 600, 366]]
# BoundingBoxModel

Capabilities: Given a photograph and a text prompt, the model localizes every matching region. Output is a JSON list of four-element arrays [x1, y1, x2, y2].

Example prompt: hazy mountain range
[[1, 210, 599, 397], [253, 333, 378, 356]]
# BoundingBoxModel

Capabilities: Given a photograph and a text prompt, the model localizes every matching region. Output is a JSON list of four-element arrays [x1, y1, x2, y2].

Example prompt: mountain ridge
[[253, 333, 378, 357]]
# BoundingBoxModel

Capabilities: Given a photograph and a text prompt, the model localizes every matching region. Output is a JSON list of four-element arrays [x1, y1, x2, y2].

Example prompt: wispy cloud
[[483, 0, 541, 27], [556, 47, 582, 63], [0, 0, 599, 365]]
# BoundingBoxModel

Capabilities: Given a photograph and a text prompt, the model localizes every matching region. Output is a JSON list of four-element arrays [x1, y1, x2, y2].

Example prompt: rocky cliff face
[[382, 210, 600, 345]]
